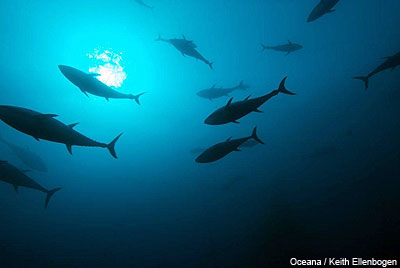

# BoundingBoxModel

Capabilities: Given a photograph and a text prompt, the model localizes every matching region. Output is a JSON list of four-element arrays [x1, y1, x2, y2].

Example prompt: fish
[[353, 51, 400, 89], [134, 0, 153, 10], [58, 65, 146, 104], [0, 133, 47, 172], [0, 160, 61, 208], [156, 34, 213, 69], [307, 0, 339, 22], [195, 127, 264, 163], [261, 40, 303, 56], [204, 77, 295, 125], [0, 105, 122, 158], [197, 81, 249, 100]]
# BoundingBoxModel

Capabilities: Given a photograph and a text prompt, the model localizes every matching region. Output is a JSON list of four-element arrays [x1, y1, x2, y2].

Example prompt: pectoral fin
[[234, 148, 241, 152], [254, 109, 263, 113], [66, 144, 73, 155], [232, 120, 240, 124], [80, 89, 89, 97]]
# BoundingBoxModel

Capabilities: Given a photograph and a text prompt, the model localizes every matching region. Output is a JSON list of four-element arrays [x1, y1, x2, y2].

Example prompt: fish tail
[[277, 77, 295, 95], [45, 187, 62, 208], [237, 80, 249, 90], [261, 44, 269, 51], [251, 126, 264, 145], [130, 92, 147, 105], [107, 133, 123, 159], [353, 76, 369, 90]]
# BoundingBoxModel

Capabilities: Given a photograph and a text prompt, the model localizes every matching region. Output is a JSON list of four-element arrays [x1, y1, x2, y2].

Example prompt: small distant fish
[[59, 65, 146, 104], [195, 127, 264, 163], [134, 0, 153, 10], [0, 160, 61, 208], [156, 34, 214, 69], [204, 77, 295, 125], [353, 51, 400, 89], [307, 0, 339, 23], [262, 40, 303, 56], [197, 81, 249, 100], [0, 133, 47, 172], [0, 105, 122, 158]]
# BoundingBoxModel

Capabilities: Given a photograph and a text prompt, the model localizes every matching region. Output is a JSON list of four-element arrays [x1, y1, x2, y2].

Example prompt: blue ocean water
[[0, 0, 399, 267]]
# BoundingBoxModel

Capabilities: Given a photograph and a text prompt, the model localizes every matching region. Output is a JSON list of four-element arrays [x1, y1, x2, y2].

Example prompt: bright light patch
[[87, 48, 127, 88]]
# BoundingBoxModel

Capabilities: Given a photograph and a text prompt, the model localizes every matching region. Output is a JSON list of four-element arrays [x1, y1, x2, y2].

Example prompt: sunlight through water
[[87, 48, 127, 88]]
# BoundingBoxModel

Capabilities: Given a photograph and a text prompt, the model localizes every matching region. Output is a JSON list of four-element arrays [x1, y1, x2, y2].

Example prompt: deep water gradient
[[0, 0, 400, 267]]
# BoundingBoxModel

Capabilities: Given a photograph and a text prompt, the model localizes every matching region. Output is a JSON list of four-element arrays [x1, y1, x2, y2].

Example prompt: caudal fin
[[45, 187, 62, 208], [251, 126, 265, 145], [131, 92, 147, 105], [107, 133, 123, 159], [277, 77, 295, 95], [353, 76, 369, 89], [237, 81, 249, 90], [261, 44, 267, 51]]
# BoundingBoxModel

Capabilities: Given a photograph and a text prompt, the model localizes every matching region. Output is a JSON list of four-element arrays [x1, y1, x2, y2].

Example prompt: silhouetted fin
[[251, 126, 264, 144], [234, 148, 241, 152], [285, 51, 291, 56], [277, 77, 295, 95], [327, 9, 336, 13], [254, 109, 263, 113], [244, 95, 251, 101], [45, 187, 62, 208], [208, 62, 214, 70], [225, 97, 233, 110], [79, 88, 89, 97], [211, 84, 216, 89], [32, 136, 40, 141], [105, 97, 109, 101], [288, 40, 292, 44], [182, 34, 186, 40], [66, 144, 72, 155], [107, 133, 123, 159], [68, 123, 79, 129], [131, 92, 147, 105], [353, 76, 369, 89], [226, 137, 232, 141], [13, 184, 18, 193], [232, 120, 240, 124]]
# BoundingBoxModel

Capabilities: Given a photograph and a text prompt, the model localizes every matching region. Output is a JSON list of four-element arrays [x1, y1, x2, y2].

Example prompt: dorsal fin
[[225, 97, 233, 110], [68, 122, 79, 129], [288, 40, 292, 45], [226, 136, 232, 142], [245, 95, 251, 101]]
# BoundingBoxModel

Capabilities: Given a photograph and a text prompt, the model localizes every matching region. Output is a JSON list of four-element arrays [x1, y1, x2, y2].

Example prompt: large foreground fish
[[353, 51, 400, 89], [195, 127, 264, 163], [307, 0, 339, 22], [156, 34, 213, 69], [0, 105, 122, 158], [59, 65, 146, 104], [0, 160, 61, 208], [204, 77, 295, 125], [0, 133, 47, 172]]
